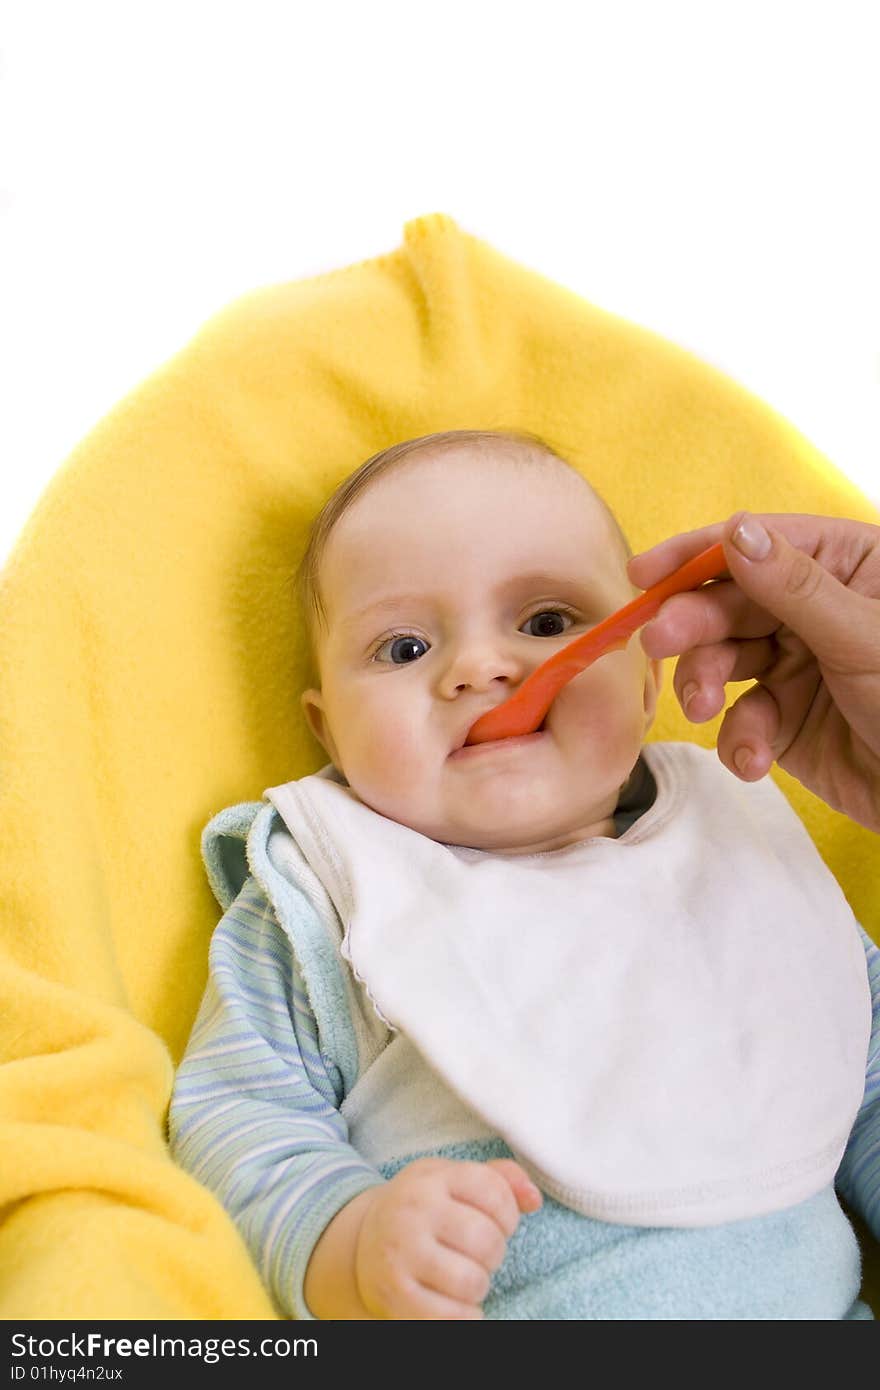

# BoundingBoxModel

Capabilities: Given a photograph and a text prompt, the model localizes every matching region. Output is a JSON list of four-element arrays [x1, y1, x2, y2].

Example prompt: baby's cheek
[[563, 662, 629, 725], [357, 717, 429, 799], [562, 666, 647, 753]]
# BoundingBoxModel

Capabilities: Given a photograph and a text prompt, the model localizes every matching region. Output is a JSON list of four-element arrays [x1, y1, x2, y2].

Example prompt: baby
[[169, 429, 879, 1320]]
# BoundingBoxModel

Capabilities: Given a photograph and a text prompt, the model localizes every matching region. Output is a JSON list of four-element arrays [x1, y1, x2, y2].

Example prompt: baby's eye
[[372, 633, 431, 665], [521, 609, 576, 638]]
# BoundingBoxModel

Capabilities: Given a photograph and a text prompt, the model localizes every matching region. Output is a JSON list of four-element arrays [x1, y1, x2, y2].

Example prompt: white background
[[1, 0, 878, 567]]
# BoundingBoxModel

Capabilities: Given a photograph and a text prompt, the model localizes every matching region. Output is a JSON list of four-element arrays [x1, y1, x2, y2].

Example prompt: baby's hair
[[295, 428, 632, 661]]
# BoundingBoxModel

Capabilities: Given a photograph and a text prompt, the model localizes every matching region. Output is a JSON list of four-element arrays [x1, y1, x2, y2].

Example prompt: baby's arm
[[169, 875, 541, 1319], [836, 925, 880, 1240], [305, 1157, 541, 1319], [169, 877, 386, 1319]]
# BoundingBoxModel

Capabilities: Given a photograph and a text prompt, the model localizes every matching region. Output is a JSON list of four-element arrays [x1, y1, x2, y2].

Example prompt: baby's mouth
[[449, 717, 550, 759]]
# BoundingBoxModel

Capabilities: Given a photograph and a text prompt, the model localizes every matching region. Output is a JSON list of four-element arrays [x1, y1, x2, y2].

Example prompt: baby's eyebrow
[[339, 593, 430, 632], [339, 571, 607, 632]]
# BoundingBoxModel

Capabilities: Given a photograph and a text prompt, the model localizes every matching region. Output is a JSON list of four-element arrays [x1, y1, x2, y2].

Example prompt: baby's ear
[[300, 688, 329, 751], [643, 657, 663, 727]]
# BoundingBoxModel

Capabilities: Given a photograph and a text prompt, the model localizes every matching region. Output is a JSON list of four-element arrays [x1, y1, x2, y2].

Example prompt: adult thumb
[[725, 514, 873, 672]]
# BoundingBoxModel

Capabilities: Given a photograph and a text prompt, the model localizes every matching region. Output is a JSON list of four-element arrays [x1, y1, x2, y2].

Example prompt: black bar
[[1, 1320, 502, 1385]]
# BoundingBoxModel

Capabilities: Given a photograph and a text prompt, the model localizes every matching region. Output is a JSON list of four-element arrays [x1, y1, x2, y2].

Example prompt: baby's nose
[[439, 637, 526, 695]]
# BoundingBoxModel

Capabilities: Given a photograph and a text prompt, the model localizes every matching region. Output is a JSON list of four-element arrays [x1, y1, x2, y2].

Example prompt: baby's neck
[[486, 814, 619, 856]]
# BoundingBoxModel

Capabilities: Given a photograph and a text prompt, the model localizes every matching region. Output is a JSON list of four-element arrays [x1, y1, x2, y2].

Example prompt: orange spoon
[[464, 541, 727, 745]]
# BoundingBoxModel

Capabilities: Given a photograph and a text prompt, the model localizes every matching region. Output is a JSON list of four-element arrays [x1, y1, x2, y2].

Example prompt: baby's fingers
[[484, 1158, 543, 1214], [417, 1243, 493, 1307], [446, 1160, 536, 1238], [376, 1273, 485, 1321], [436, 1203, 509, 1273]]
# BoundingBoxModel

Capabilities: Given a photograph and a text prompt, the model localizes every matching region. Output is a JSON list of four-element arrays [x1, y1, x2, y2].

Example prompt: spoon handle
[[465, 541, 727, 745]]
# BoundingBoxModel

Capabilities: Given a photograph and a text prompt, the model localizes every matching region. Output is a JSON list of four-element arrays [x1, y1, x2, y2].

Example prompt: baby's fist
[[354, 1156, 542, 1319]]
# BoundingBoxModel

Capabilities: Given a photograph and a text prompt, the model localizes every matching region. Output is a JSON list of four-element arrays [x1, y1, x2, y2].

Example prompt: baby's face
[[301, 448, 662, 854]]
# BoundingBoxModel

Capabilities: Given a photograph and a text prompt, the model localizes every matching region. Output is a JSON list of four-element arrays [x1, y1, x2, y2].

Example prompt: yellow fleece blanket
[[1, 213, 877, 1319]]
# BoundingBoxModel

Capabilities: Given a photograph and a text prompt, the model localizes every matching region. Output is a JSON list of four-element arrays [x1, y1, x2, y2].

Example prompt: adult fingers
[[639, 580, 777, 661], [671, 636, 779, 723], [629, 512, 876, 602], [628, 521, 731, 589], [714, 683, 783, 781], [722, 515, 880, 677], [713, 648, 824, 781]]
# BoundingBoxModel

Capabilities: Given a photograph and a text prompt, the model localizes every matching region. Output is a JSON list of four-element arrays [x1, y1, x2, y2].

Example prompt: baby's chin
[[348, 788, 533, 850], [346, 749, 621, 850]]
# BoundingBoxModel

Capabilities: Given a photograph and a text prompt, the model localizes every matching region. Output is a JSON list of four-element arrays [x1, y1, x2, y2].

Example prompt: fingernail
[[731, 515, 771, 561], [733, 747, 752, 774], [682, 681, 699, 712]]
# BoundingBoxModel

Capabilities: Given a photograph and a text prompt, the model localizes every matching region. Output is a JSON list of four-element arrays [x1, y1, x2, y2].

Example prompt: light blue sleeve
[[835, 924, 880, 1241], [168, 874, 384, 1320]]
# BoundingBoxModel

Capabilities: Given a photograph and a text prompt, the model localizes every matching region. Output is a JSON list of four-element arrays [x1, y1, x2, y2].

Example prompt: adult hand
[[627, 512, 880, 833]]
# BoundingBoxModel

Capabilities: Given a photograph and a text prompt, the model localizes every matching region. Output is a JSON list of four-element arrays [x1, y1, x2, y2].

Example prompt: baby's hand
[[354, 1156, 542, 1319]]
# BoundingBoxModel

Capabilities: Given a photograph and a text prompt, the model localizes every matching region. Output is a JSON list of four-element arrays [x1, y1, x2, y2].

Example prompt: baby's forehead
[[360, 449, 625, 555], [321, 454, 629, 621], [359, 444, 614, 535], [341, 446, 613, 532]]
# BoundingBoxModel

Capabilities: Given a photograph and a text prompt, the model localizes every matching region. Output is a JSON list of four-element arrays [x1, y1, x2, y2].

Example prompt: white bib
[[265, 742, 871, 1227]]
